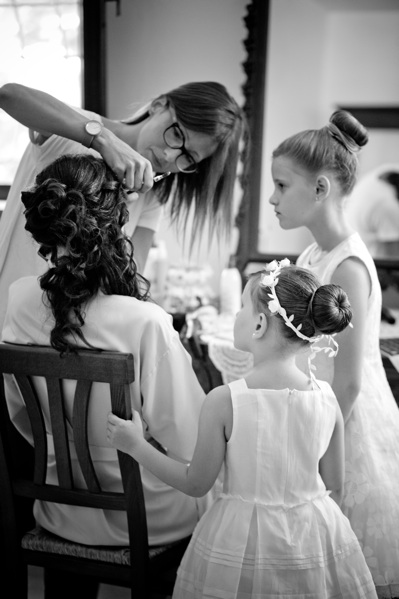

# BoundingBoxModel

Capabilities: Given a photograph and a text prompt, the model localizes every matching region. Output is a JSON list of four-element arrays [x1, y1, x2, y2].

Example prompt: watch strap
[[82, 120, 102, 149]]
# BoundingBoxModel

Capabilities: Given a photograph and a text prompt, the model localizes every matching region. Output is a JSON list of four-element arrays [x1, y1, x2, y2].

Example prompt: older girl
[[270, 111, 399, 597]]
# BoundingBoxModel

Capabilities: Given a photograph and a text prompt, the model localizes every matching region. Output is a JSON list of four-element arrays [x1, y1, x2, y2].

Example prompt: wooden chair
[[0, 344, 189, 598]]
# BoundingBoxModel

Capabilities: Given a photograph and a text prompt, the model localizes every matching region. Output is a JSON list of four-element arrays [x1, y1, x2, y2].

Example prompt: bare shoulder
[[204, 385, 232, 413], [333, 256, 369, 283], [201, 385, 233, 438], [332, 256, 371, 296]]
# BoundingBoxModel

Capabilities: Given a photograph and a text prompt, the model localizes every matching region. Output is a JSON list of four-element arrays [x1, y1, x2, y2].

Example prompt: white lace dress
[[172, 378, 377, 599], [297, 233, 399, 598]]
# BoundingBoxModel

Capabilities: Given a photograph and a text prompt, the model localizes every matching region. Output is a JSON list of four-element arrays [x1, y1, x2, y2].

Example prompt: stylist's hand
[[92, 128, 154, 194], [106, 411, 144, 456]]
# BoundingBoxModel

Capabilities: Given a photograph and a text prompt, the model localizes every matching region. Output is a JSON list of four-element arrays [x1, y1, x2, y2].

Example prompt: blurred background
[[0, 0, 398, 299]]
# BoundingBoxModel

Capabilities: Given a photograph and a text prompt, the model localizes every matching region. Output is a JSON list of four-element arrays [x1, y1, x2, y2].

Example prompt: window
[[0, 0, 83, 202]]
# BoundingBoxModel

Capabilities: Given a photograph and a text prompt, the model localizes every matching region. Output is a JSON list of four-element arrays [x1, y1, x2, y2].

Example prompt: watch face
[[85, 121, 102, 136]]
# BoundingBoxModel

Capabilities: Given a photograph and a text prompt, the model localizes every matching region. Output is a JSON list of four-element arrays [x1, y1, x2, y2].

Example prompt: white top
[[297, 233, 399, 588], [2, 276, 211, 546], [296, 232, 381, 384], [346, 164, 399, 256], [0, 106, 163, 329]]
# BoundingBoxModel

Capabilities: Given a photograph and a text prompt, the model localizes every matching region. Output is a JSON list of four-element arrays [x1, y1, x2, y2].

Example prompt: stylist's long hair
[[127, 81, 247, 246], [22, 153, 150, 353]]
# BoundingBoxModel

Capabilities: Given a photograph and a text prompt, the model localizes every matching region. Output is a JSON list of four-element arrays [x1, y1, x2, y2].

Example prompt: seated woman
[[1, 153, 211, 552]]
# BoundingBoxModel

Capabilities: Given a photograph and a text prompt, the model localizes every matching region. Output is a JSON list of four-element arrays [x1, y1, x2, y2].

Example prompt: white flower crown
[[259, 259, 338, 360]]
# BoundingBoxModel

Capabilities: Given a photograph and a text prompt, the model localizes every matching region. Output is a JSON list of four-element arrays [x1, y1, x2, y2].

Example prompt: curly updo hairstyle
[[22, 153, 150, 353], [248, 265, 352, 344], [272, 110, 369, 195]]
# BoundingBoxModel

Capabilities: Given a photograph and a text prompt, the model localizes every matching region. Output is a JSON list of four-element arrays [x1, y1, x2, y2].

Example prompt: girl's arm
[[0, 83, 153, 192], [331, 257, 370, 423], [319, 403, 345, 505], [106, 385, 231, 497]]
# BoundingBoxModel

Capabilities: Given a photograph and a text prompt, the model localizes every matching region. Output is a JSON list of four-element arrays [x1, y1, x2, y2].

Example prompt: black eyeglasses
[[163, 122, 198, 174]]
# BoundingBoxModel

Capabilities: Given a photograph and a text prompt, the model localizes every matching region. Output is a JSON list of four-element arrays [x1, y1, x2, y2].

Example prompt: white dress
[[297, 233, 399, 598], [173, 378, 377, 599]]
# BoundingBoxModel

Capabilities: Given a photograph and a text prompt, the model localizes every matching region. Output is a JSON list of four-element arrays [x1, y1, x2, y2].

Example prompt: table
[[192, 311, 399, 404]]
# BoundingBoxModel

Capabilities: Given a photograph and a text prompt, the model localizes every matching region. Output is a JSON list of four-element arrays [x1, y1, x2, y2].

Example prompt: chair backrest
[[0, 344, 149, 581]]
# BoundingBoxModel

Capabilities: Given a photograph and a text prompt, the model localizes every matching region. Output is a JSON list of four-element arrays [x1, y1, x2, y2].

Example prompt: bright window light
[[0, 1, 83, 187]]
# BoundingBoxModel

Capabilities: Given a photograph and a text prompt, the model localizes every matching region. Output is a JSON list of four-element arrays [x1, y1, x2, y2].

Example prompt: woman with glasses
[[0, 81, 245, 328]]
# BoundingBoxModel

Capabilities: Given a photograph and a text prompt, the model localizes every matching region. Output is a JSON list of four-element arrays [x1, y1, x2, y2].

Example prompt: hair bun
[[312, 284, 352, 335], [330, 110, 368, 149]]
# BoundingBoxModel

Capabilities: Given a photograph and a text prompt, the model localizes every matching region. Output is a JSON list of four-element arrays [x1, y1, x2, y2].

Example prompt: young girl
[[107, 259, 377, 598], [270, 111, 399, 598]]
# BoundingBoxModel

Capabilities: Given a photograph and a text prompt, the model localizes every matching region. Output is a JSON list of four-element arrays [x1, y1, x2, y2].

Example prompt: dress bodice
[[224, 378, 338, 505], [297, 233, 382, 383]]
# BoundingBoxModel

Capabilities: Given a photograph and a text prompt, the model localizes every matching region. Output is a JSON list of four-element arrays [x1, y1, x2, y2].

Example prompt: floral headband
[[259, 259, 338, 364], [260, 258, 320, 343]]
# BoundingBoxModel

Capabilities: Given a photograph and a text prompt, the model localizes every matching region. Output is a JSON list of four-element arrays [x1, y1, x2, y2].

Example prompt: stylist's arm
[[0, 82, 154, 193]]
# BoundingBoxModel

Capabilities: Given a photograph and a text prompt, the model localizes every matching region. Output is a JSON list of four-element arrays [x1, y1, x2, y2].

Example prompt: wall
[[105, 0, 248, 294], [258, 0, 399, 256], [324, 9, 399, 176], [258, 0, 326, 254]]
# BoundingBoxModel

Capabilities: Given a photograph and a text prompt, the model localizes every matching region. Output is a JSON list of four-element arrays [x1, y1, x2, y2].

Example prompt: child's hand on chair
[[106, 411, 144, 455]]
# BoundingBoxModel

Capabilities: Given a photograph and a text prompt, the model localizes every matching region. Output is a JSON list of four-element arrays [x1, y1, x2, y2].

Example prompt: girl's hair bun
[[312, 283, 352, 335], [250, 264, 353, 343], [330, 110, 369, 150]]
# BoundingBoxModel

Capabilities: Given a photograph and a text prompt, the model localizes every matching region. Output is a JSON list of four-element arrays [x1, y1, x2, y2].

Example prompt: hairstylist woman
[[0, 81, 245, 327]]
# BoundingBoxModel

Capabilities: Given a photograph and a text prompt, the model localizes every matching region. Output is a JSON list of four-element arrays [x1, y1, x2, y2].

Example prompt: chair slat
[[111, 384, 149, 573], [110, 383, 133, 420], [0, 345, 134, 383], [14, 375, 47, 485], [46, 377, 73, 489], [73, 379, 101, 493]]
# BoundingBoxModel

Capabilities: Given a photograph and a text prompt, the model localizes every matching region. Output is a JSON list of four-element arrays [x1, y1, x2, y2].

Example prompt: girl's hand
[[106, 411, 144, 455], [93, 129, 154, 194]]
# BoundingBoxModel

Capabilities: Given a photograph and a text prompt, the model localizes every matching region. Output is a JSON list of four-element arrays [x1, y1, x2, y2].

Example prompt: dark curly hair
[[272, 110, 369, 195], [21, 154, 150, 353], [248, 264, 352, 345]]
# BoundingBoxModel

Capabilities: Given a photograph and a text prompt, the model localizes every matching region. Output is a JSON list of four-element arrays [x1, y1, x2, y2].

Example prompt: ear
[[149, 95, 168, 115], [315, 174, 331, 201], [252, 312, 268, 339]]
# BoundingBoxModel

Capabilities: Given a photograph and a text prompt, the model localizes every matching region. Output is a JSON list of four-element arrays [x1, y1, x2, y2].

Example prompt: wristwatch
[[83, 120, 103, 148]]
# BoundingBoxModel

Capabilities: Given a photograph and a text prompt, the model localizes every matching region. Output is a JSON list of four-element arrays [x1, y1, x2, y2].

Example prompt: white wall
[[105, 0, 248, 293], [324, 9, 399, 176], [258, 0, 326, 254], [258, 0, 399, 256]]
